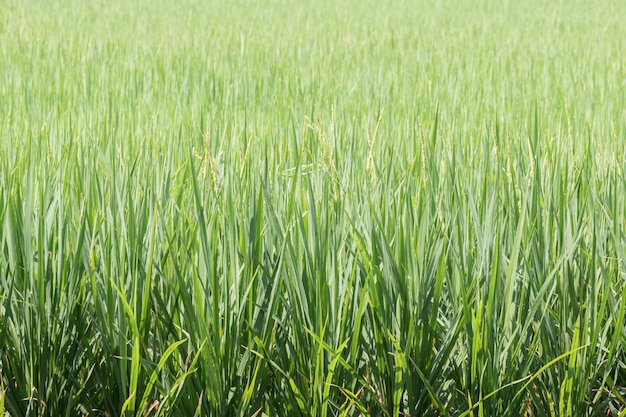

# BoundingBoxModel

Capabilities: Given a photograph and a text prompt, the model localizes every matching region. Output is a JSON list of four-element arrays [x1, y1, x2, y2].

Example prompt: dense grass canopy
[[1, 0, 626, 415]]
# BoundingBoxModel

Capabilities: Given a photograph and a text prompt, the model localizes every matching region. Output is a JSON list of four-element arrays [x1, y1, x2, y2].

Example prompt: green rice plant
[[2, 0, 626, 416]]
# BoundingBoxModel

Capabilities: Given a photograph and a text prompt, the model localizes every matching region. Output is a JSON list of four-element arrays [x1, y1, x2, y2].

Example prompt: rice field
[[1, 0, 626, 415]]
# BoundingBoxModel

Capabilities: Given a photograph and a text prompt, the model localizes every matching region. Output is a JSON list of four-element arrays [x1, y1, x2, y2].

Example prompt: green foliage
[[1, 0, 626, 415]]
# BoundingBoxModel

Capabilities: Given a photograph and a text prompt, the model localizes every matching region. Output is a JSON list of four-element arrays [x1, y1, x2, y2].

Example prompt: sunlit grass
[[1, 0, 626, 415]]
